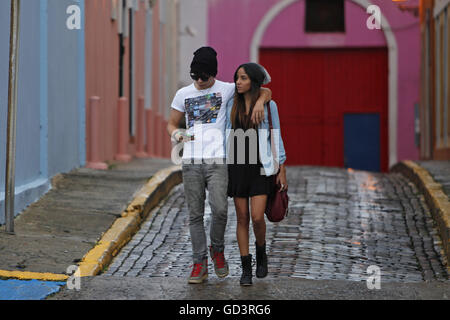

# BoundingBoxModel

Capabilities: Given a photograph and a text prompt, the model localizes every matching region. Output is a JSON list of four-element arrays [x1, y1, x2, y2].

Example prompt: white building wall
[[178, 0, 208, 88]]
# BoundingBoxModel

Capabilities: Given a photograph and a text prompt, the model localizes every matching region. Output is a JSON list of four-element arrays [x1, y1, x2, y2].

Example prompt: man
[[167, 47, 271, 284]]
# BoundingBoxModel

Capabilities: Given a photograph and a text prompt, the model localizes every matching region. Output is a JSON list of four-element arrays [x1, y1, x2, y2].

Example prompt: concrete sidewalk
[[0, 158, 180, 280], [392, 160, 450, 268], [50, 276, 449, 300]]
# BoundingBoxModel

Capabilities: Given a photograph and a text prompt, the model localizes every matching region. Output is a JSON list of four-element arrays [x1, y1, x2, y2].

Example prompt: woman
[[226, 63, 287, 286]]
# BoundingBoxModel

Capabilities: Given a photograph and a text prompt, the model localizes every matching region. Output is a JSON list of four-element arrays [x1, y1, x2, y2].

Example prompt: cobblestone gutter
[[76, 166, 182, 277], [392, 161, 450, 272]]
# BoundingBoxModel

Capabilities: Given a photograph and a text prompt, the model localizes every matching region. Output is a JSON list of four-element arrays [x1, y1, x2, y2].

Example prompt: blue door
[[344, 113, 380, 172]]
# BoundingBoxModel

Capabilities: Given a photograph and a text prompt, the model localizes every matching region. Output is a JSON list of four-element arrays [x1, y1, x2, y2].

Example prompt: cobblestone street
[[106, 167, 449, 283]]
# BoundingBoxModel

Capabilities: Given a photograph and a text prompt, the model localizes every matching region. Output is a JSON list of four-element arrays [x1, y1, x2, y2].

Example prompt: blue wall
[[47, 0, 85, 177], [0, 1, 10, 190], [16, 0, 42, 186], [0, 0, 86, 224]]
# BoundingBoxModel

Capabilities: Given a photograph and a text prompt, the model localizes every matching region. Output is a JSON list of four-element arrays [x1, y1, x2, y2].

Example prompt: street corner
[[0, 279, 66, 300]]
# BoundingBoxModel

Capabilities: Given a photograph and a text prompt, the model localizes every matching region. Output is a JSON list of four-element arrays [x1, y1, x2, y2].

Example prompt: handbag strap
[[267, 101, 273, 131], [266, 101, 279, 175]]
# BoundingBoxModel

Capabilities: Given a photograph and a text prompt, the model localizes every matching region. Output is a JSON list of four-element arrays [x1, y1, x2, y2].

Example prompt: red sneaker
[[209, 246, 229, 278], [188, 260, 208, 284]]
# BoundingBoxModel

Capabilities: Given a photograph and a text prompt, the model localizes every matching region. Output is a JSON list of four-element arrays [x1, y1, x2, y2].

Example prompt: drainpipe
[[4, 0, 21, 234]]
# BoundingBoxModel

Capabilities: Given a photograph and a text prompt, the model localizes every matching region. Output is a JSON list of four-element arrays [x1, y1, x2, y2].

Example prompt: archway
[[250, 0, 398, 168]]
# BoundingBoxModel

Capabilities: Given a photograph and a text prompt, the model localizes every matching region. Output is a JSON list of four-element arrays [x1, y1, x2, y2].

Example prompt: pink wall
[[208, 0, 421, 163], [85, 0, 170, 167], [262, 1, 386, 48], [85, 0, 120, 163], [370, 0, 421, 162]]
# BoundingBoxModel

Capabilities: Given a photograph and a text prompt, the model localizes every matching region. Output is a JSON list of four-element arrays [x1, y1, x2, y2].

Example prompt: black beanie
[[190, 47, 218, 77]]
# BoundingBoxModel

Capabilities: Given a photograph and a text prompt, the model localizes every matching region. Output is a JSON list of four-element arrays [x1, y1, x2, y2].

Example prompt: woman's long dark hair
[[231, 63, 266, 130]]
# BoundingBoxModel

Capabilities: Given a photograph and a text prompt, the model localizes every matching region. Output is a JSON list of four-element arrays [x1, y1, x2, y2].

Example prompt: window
[[305, 0, 345, 33]]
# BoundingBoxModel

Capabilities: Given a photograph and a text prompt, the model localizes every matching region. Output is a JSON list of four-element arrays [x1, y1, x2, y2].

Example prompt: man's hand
[[171, 129, 185, 143], [171, 128, 194, 143], [251, 87, 272, 125], [167, 108, 186, 141], [252, 100, 265, 125]]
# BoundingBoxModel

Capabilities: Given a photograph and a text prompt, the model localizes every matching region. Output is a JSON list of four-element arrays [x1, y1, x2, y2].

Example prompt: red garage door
[[260, 48, 388, 172]]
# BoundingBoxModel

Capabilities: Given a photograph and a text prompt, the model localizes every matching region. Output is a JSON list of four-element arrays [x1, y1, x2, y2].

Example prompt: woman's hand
[[276, 165, 288, 192]]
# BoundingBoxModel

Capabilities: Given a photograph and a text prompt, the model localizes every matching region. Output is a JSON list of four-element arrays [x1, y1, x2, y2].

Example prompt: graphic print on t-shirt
[[185, 93, 222, 128]]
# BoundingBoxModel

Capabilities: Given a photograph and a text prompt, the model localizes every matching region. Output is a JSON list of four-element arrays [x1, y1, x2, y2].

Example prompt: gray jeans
[[182, 161, 228, 264]]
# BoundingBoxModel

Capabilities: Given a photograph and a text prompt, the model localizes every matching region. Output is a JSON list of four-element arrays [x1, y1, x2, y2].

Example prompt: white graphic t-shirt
[[171, 80, 235, 160]]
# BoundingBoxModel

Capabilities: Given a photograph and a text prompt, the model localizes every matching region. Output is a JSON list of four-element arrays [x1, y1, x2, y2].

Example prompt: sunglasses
[[190, 72, 210, 82]]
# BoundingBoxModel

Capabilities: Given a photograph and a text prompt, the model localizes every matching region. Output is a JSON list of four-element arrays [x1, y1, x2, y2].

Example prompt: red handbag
[[265, 102, 289, 223], [266, 179, 289, 222]]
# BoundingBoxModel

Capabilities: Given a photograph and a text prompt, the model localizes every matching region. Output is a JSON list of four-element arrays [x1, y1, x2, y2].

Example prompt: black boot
[[255, 242, 268, 278], [240, 255, 253, 286]]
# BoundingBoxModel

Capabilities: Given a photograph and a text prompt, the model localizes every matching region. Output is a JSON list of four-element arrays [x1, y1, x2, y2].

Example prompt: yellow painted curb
[[0, 270, 68, 282], [391, 161, 450, 272], [76, 165, 182, 277]]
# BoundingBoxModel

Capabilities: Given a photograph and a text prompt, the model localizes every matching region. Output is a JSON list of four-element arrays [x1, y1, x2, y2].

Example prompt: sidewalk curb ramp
[[391, 160, 450, 271], [0, 165, 182, 282], [0, 166, 182, 281], [76, 165, 182, 277]]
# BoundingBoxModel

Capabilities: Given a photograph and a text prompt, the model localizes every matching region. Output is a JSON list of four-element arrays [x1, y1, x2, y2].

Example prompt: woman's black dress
[[227, 117, 273, 198]]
